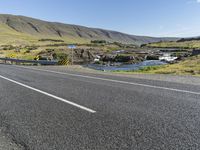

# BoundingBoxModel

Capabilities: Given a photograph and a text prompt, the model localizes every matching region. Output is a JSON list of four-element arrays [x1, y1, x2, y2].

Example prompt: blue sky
[[0, 0, 200, 37]]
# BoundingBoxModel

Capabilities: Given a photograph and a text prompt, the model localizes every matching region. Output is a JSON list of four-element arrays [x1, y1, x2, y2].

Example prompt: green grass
[[0, 22, 91, 60], [0, 24, 38, 45], [115, 55, 200, 76], [146, 40, 200, 49], [0, 23, 89, 46]]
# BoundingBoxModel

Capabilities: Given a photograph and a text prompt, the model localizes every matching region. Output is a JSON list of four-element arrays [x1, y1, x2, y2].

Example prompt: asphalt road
[[0, 64, 200, 150]]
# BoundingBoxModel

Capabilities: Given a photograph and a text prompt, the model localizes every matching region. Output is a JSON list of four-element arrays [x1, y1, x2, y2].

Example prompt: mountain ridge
[[0, 14, 178, 45]]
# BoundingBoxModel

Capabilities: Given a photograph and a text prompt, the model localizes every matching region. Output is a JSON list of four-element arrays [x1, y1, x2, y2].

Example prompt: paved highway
[[0, 64, 200, 150]]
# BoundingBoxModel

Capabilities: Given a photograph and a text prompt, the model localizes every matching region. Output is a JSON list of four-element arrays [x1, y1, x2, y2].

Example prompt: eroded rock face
[[101, 54, 145, 64], [73, 49, 96, 63], [146, 55, 159, 60]]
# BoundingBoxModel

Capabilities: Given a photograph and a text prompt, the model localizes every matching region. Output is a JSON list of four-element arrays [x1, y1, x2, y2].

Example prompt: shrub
[[46, 49, 55, 53], [39, 39, 64, 42], [2, 45, 15, 50], [25, 50, 31, 53], [53, 53, 68, 60], [91, 40, 107, 44]]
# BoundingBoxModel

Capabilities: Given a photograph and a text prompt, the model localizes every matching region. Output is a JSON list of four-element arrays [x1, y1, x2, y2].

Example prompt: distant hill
[[146, 36, 200, 49], [0, 14, 178, 45], [177, 37, 200, 42]]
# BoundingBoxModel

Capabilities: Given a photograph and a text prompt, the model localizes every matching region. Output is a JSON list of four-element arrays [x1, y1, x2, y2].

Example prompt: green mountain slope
[[146, 40, 200, 49], [0, 14, 177, 45]]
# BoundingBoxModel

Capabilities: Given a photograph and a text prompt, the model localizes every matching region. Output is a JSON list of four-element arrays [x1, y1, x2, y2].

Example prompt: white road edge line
[[8, 65, 200, 95], [0, 75, 96, 113]]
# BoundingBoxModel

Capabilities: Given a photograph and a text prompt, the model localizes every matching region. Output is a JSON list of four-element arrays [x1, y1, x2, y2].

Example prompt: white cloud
[[197, 0, 200, 3]]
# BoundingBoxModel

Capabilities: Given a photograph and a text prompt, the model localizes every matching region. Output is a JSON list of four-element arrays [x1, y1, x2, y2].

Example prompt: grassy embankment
[[139, 55, 200, 75], [115, 55, 200, 76]]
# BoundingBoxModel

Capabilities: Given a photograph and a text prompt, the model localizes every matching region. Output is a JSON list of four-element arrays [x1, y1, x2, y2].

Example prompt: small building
[[192, 49, 200, 56]]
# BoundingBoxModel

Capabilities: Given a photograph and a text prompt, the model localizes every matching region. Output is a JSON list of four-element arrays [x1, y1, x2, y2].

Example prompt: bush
[[2, 45, 15, 50], [46, 49, 55, 53], [138, 66, 163, 72], [91, 40, 107, 44], [39, 39, 64, 42], [25, 50, 31, 53], [53, 53, 68, 60]]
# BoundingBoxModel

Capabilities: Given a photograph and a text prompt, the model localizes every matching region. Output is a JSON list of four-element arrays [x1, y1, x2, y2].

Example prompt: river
[[86, 60, 167, 71]]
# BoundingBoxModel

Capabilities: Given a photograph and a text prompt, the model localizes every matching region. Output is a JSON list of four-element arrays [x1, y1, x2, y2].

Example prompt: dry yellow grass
[[147, 41, 200, 49], [133, 55, 200, 76]]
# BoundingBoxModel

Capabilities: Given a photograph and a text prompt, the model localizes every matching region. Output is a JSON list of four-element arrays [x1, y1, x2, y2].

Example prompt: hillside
[[146, 37, 200, 49], [177, 37, 200, 42], [0, 14, 177, 45]]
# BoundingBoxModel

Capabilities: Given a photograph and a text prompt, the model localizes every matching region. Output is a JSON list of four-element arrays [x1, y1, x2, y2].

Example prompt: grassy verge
[[114, 55, 200, 76]]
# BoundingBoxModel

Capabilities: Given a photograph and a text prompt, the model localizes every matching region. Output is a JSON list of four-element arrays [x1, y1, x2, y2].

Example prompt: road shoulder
[[29, 65, 200, 86]]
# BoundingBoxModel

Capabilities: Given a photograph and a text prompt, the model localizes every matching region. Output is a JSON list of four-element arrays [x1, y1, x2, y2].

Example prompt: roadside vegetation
[[116, 55, 200, 76], [0, 37, 138, 63]]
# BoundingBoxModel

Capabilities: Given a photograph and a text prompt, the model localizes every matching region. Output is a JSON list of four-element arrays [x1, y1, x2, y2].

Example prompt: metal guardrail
[[0, 58, 58, 65]]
